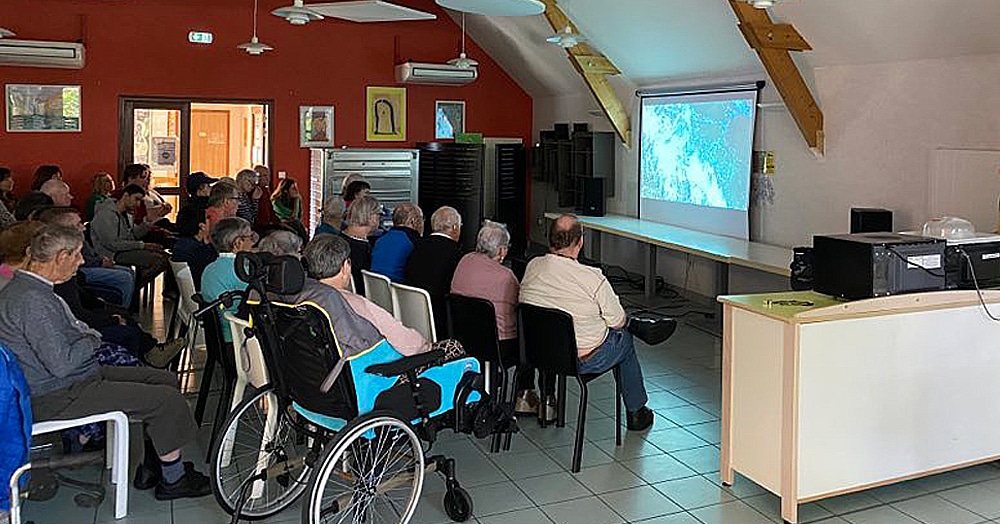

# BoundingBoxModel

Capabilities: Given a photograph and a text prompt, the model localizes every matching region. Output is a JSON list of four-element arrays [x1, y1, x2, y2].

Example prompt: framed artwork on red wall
[[5, 84, 81, 132]]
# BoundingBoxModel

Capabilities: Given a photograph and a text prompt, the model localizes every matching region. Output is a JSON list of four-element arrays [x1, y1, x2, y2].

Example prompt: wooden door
[[191, 109, 230, 179]]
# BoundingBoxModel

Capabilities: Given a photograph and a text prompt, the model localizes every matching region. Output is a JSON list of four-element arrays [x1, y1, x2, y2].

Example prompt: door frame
[[118, 96, 275, 207]]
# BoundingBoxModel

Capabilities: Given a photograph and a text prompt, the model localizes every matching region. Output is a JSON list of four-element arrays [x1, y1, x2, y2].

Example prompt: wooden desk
[[718, 290, 1000, 523], [543, 213, 792, 297]]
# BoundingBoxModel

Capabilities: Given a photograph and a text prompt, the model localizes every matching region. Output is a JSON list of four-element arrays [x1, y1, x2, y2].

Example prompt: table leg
[[645, 244, 657, 299], [590, 229, 602, 261]]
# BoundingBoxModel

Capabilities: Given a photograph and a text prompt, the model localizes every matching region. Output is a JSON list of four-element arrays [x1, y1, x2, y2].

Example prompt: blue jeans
[[577, 328, 648, 411], [80, 266, 135, 308]]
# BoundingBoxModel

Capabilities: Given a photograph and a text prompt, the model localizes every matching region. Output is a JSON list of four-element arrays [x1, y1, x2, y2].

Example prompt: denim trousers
[[577, 328, 648, 411], [80, 266, 135, 308]]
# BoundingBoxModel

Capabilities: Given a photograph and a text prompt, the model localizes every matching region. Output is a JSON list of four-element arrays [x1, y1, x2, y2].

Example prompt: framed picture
[[5, 84, 81, 132], [299, 106, 335, 148], [366, 87, 406, 142], [435, 100, 466, 140]]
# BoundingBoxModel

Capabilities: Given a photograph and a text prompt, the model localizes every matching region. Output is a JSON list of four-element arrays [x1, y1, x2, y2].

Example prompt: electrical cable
[[884, 247, 946, 278], [959, 248, 1000, 322]]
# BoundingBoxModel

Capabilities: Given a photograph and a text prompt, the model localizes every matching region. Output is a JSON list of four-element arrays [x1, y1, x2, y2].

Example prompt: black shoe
[[133, 462, 160, 491], [626, 406, 654, 431], [154, 467, 212, 501]]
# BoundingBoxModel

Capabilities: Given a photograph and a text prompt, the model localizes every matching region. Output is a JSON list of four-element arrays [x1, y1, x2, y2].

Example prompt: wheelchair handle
[[193, 290, 243, 318]]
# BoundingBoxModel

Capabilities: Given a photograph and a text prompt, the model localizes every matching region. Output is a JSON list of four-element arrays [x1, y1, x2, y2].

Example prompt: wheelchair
[[207, 253, 516, 523]]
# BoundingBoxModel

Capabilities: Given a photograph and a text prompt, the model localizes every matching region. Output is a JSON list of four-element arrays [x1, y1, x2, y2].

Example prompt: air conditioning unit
[[0, 39, 85, 69], [395, 62, 477, 86]]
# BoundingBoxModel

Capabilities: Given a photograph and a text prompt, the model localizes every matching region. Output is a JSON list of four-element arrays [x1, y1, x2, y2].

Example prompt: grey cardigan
[[0, 271, 101, 396], [90, 203, 151, 259]]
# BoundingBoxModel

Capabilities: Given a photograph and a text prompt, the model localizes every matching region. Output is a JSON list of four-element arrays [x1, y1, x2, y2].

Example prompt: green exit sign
[[188, 31, 214, 44]]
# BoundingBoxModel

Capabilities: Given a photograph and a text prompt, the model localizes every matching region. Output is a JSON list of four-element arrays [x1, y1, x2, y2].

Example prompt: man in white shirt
[[520, 214, 653, 431]]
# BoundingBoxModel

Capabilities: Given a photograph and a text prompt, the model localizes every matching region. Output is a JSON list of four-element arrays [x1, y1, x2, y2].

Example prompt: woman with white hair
[[201, 217, 257, 343], [234, 168, 261, 225]]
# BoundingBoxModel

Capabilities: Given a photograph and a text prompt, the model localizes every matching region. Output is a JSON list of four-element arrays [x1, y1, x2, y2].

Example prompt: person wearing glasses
[[205, 183, 241, 234], [201, 217, 257, 344], [336, 195, 381, 294]]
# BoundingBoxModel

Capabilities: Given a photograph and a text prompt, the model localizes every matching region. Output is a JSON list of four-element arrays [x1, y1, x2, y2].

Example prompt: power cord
[[885, 247, 946, 278]]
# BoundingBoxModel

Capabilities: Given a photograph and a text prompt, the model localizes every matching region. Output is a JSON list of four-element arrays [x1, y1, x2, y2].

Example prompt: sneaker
[[143, 338, 185, 368], [538, 395, 557, 424], [154, 467, 212, 501], [514, 390, 540, 416], [626, 406, 655, 432]]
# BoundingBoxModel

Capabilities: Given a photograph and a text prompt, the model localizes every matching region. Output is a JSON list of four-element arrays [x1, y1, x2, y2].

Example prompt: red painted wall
[[0, 0, 532, 221]]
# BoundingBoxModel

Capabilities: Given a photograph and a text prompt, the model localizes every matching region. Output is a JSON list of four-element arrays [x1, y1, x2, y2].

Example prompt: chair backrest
[[169, 261, 198, 317], [362, 269, 394, 316], [223, 312, 269, 389], [345, 273, 355, 294], [447, 294, 502, 365], [517, 303, 580, 377], [193, 294, 237, 379], [391, 282, 437, 343]]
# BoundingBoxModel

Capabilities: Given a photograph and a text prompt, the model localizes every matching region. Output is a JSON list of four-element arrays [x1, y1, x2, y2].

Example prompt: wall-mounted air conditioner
[[395, 62, 477, 86], [0, 39, 85, 69]]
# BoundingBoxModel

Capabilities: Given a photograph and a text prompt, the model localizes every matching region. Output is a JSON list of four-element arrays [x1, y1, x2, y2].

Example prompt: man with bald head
[[40, 179, 73, 207], [520, 214, 654, 431], [371, 202, 424, 282], [405, 206, 464, 334]]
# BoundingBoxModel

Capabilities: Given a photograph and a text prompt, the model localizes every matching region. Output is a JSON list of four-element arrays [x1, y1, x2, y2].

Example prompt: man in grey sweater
[[0, 225, 209, 501], [90, 184, 169, 294]]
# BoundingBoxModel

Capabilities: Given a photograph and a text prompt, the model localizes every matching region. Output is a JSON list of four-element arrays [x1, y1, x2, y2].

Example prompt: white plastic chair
[[345, 273, 356, 294], [362, 270, 395, 317], [10, 411, 129, 523], [390, 282, 438, 343], [169, 261, 200, 350]]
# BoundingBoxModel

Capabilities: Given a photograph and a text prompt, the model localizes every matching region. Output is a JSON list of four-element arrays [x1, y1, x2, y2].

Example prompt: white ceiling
[[453, 0, 1000, 99]]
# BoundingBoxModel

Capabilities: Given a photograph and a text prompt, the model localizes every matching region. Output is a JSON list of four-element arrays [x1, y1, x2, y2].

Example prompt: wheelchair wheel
[[210, 386, 311, 520], [303, 412, 425, 524], [443, 486, 472, 522]]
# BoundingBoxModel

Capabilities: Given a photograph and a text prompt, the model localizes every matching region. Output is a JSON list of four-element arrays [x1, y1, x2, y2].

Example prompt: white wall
[[532, 53, 1000, 296]]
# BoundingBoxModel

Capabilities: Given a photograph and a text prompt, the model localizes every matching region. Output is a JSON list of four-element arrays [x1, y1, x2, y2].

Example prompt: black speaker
[[850, 208, 893, 233], [581, 178, 605, 217]]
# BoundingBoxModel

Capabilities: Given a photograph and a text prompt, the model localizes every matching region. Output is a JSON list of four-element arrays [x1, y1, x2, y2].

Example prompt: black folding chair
[[516, 303, 622, 473], [192, 293, 238, 461]]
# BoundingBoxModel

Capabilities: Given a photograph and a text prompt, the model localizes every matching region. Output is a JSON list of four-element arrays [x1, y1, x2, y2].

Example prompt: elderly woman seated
[[258, 228, 303, 258], [201, 217, 257, 343], [0, 224, 210, 500]]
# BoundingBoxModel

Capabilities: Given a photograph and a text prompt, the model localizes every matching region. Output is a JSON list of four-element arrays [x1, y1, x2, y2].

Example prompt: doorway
[[119, 97, 271, 217]]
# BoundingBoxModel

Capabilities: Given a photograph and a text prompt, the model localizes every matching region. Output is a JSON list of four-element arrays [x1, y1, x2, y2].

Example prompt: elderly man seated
[[0, 224, 210, 500], [205, 183, 241, 233], [405, 206, 464, 335], [202, 217, 257, 343], [371, 203, 423, 282], [520, 214, 654, 431], [258, 229, 303, 257]]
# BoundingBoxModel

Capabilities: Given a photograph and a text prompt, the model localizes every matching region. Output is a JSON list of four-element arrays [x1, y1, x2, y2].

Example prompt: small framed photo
[[5, 84, 82, 132], [299, 106, 335, 148], [435, 100, 465, 140]]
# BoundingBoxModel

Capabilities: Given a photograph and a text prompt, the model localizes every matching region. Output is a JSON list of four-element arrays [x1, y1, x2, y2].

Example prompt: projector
[[813, 233, 945, 300]]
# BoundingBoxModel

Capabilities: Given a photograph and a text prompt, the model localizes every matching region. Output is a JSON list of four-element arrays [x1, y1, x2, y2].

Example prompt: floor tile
[[575, 462, 646, 494], [645, 391, 691, 410], [634, 513, 703, 524], [658, 405, 718, 426], [466, 481, 534, 517], [940, 484, 1000, 519], [545, 442, 615, 469], [653, 475, 736, 510], [541, 496, 623, 524], [868, 479, 939, 503], [478, 507, 554, 524], [685, 421, 721, 445], [593, 434, 664, 460], [689, 500, 775, 524], [843, 506, 924, 524], [517, 471, 593, 506], [816, 492, 884, 515], [742, 492, 833, 523], [892, 494, 984, 524], [490, 449, 562, 480], [703, 472, 768, 499], [600, 484, 683, 521], [521, 425, 582, 449], [670, 446, 721, 474], [622, 453, 698, 484], [643, 427, 710, 452]]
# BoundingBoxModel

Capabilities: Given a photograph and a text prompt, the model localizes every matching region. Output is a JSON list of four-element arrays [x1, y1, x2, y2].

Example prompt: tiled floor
[[19, 285, 1000, 524]]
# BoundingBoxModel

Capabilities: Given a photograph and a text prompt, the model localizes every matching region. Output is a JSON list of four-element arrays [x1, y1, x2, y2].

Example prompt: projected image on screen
[[641, 97, 754, 211]]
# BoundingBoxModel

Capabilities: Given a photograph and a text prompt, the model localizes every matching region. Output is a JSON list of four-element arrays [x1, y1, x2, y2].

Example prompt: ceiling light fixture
[[0, 27, 15, 39], [272, 0, 324, 25], [435, 0, 544, 17], [238, 0, 274, 55], [447, 13, 478, 69], [546, 26, 586, 49]]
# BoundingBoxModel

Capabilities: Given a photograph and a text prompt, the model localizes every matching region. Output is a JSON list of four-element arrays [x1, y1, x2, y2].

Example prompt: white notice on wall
[[907, 254, 942, 270]]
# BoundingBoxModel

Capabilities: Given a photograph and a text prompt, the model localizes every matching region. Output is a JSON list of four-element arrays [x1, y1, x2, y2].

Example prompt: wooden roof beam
[[730, 0, 824, 156]]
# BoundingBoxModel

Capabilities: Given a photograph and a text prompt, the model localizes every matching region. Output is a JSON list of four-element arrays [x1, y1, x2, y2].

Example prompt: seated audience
[[0, 224, 210, 500], [206, 182, 240, 233], [405, 206, 464, 335], [174, 172, 215, 228], [234, 168, 261, 225], [30, 164, 62, 191], [519, 214, 654, 431], [123, 163, 172, 226], [258, 229, 303, 257], [40, 178, 74, 207], [315, 197, 344, 237], [13, 191, 54, 221], [252, 165, 275, 229], [38, 207, 136, 309], [371, 203, 423, 282], [270, 179, 302, 223], [0, 167, 16, 226], [0, 222, 45, 290], [86, 172, 115, 222], [451, 221, 550, 415], [340, 175, 390, 234], [171, 205, 218, 288], [201, 217, 257, 343], [338, 195, 380, 294], [294, 234, 465, 361], [91, 184, 170, 292]]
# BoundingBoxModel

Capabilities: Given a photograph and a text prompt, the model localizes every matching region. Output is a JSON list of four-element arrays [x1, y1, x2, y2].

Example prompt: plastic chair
[[362, 269, 395, 317], [223, 312, 269, 410], [517, 303, 622, 473], [391, 282, 437, 342], [10, 411, 129, 522], [167, 261, 200, 350]]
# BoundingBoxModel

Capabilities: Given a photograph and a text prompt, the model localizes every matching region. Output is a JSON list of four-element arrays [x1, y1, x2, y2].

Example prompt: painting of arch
[[366, 86, 406, 142], [435, 100, 465, 140]]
